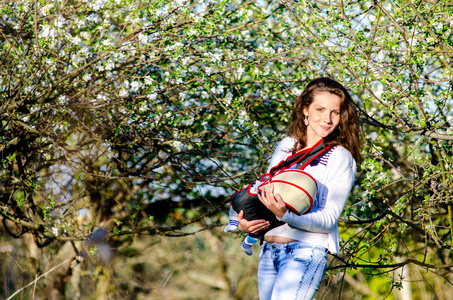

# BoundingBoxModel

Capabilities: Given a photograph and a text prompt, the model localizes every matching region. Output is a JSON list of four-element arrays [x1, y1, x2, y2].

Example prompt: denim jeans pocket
[[289, 246, 314, 264]]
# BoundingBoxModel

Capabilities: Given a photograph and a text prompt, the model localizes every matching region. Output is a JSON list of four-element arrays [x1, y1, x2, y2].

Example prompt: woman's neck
[[302, 136, 323, 151]]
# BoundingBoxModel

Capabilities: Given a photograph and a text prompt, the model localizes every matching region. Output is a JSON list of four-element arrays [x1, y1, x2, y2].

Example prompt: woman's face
[[303, 92, 341, 141]]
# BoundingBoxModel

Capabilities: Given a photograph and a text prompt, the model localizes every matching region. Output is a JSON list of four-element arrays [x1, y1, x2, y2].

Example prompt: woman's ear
[[302, 107, 308, 117]]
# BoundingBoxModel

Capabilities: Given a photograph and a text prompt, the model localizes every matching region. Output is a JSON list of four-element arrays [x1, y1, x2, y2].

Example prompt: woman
[[237, 77, 361, 300]]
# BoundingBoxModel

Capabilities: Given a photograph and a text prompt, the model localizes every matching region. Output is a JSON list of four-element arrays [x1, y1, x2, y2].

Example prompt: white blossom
[[436, 22, 443, 31], [139, 103, 149, 113], [97, 94, 107, 101], [238, 109, 249, 126], [151, 32, 160, 41], [119, 89, 128, 98], [76, 18, 86, 29], [87, 13, 102, 24], [156, 6, 169, 17], [71, 36, 82, 45], [130, 81, 141, 93], [80, 46, 91, 56], [102, 39, 114, 47], [179, 91, 189, 100], [377, 51, 385, 61], [144, 76, 154, 85], [147, 92, 158, 100], [58, 95, 68, 104], [226, 91, 233, 104], [83, 73, 92, 82], [52, 226, 59, 236], [181, 57, 190, 66], [206, 51, 222, 63], [236, 66, 245, 79], [138, 33, 149, 44], [205, 67, 213, 76], [105, 61, 115, 71], [182, 116, 194, 125], [210, 85, 224, 94], [80, 32, 91, 40], [40, 4, 54, 16], [119, 106, 127, 114], [54, 15, 66, 28], [172, 140, 183, 151], [38, 25, 57, 39], [90, 0, 107, 11]]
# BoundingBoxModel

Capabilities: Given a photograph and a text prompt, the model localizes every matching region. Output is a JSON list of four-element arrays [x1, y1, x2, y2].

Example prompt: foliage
[[0, 0, 452, 298]]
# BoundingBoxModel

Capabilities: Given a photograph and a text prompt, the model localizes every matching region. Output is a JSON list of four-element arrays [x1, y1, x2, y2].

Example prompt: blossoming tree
[[1, 0, 452, 298]]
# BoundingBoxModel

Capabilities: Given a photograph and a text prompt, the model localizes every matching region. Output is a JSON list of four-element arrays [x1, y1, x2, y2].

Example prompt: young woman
[[237, 77, 361, 300]]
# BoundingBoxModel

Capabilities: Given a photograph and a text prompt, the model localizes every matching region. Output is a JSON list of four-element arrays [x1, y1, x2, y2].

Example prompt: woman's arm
[[259, 147, 356, 233], [281, 148, 356, 233]]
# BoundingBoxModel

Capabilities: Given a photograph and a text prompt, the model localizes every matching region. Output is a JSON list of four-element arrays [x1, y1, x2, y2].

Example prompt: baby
[[224, 206, 260, 255], [224, 169, 317, 255], [224, 178, 274, 255]]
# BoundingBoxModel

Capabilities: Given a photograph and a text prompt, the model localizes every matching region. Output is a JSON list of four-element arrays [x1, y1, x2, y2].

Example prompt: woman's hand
[[237, 210, 270, 234], [258, 183, 288, 219]]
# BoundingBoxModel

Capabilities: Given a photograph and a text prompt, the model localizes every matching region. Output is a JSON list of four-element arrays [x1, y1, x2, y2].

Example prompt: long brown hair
[[287, 77, 362, 162]]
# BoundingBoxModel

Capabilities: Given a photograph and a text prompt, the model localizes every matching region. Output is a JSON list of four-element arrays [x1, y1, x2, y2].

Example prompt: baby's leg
[[241, 235, 259, 255], [224, 207, 239, 233]]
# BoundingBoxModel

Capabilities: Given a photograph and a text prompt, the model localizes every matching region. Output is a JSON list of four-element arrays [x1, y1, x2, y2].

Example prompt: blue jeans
[[258, 241, 328, 300]]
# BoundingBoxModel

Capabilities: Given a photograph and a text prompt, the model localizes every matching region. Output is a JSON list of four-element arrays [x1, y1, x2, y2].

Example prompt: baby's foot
[[224, 220, 239, 233]]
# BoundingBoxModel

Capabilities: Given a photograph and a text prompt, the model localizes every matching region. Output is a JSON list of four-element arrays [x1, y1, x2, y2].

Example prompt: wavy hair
[[287, 77, 362, 162]]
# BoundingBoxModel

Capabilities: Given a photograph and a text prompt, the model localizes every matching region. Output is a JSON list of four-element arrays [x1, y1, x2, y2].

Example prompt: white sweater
[[264, 137, 356, 254]]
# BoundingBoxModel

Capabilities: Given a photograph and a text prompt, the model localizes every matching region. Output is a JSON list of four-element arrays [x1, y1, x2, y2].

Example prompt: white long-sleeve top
[[264, 137, 356, 254]]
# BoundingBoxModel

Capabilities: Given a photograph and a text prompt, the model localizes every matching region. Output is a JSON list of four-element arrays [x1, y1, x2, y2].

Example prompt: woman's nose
[[324, 112, 332, 124]]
